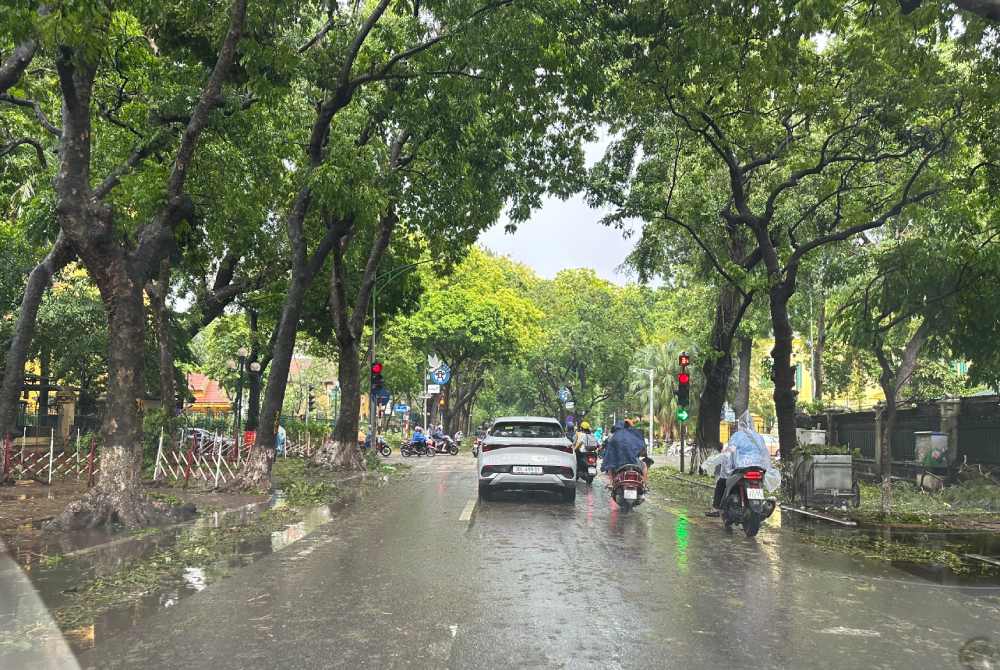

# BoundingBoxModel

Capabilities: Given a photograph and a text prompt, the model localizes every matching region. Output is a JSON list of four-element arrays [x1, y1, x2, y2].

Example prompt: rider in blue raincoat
[[601, 421, 646, 490]]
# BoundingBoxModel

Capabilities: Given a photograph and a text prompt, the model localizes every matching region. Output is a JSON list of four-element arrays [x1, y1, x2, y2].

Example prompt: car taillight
[[556, 444, 573, 453], [744, 470, 764, 480], [587, 455, 597, 464]]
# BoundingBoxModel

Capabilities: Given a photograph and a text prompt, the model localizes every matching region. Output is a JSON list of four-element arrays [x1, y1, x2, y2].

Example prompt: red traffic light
[[371, 361, 383, 374], [677, 372, 690, 385], [679, 353, 690, 367]]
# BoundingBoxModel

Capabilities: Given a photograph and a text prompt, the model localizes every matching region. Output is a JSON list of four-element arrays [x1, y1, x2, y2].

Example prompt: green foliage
[[283, 480, 337, 507]]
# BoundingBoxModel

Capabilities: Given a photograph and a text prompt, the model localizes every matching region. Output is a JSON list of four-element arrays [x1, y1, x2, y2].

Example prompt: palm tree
[[629, 342, 700, 444]]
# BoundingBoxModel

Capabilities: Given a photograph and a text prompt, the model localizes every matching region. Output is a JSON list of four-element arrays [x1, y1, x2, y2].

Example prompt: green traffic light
[[675, 407, 689, 422]]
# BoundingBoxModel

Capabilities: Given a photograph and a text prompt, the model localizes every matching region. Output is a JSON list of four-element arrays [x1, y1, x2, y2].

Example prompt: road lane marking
[[459, 497, 477, 522]]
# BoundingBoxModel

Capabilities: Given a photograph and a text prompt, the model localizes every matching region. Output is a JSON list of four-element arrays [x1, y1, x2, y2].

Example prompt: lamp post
[[632, 367, 655, 455], [229, 346, 249, 436], [246, 360, 262, 430]]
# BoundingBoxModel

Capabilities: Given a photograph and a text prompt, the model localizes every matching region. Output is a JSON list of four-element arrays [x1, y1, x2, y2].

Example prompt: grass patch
[[853, 480, 1000, 527], [283, 480, 337, 507], [647, 467, 715, 501]]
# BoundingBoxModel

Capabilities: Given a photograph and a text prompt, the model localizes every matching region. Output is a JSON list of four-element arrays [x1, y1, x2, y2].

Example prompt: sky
[[476, 134, 642, 286]]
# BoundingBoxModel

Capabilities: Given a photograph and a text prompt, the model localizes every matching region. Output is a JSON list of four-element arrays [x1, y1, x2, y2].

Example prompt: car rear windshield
[[489, 422, 564, 438]]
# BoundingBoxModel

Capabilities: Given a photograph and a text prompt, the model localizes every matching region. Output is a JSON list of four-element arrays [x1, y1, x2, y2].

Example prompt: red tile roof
[[186, 372, 231, 407]]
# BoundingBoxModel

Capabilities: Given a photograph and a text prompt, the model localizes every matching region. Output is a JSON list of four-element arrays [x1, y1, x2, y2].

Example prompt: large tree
[[17, 0, 251, 528], [593, 1, 971, 460]]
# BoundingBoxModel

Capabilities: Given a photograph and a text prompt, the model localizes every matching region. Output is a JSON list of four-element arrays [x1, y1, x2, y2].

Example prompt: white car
[[477, 416, 576, 502]]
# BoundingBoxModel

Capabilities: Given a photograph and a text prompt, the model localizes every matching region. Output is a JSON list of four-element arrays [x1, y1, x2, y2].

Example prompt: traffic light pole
[[680, 422, 685, 474]]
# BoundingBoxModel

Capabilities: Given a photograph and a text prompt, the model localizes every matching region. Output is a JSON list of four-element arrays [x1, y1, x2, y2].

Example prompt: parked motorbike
[[575, 446, 599, 485], [400, 439, 435, 457], [719, 466, 776, 538], [611, 463, 646, 513]]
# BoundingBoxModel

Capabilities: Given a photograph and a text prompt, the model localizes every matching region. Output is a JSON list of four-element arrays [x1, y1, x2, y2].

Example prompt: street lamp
[[632, 367, 655, 455], [229, 347, 249, 435]]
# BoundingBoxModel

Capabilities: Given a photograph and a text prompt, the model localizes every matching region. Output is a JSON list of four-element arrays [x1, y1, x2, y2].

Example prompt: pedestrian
[[275, 424, 287, 456]]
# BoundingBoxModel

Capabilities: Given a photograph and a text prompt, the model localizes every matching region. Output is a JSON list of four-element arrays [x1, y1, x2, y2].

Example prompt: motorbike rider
[[601, 420, 647, 491], [431, 424, 448, 449], [573, 421, 598, 451], [411, 426, 428, 451], [703, 412, 771, 516]]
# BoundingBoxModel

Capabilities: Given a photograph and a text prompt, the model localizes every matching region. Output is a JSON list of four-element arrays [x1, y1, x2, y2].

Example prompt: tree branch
[[0, 93, 61, 136], [164, 0, 247, 203], [0, 136, 46, 167], [0, 39, 36, 94]]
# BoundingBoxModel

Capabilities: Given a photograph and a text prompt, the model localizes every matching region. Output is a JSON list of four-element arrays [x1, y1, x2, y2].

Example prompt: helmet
[[580, 421, 591, 431]]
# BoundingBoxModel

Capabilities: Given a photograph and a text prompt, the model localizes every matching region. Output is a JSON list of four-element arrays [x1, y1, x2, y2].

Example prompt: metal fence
[[809, 395, 1000, 466]]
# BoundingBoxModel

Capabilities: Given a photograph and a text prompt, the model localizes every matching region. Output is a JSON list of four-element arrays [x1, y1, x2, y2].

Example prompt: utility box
[[914, 431, 949, 467], [792, 454, 859, 508], [796, 428, 826, 446]]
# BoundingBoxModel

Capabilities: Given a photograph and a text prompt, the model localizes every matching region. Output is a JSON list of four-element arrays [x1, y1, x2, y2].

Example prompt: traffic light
[[307, 386, 316, 413], [370, 361, 384, 393], [676, 352, 690, 421]]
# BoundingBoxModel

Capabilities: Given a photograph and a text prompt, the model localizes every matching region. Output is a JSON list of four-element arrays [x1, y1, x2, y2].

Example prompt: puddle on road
[[785, 514, 1000, 586], [0, 481, 377, 660]]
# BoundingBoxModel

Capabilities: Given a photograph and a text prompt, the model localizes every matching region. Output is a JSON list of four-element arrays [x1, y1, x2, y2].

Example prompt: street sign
[[558, 387, 570, 402], [427, 353, 442, 370], [565, 401, 575, 410], [722, 402, 735, 423], [374, 388, 391, 406], [393, 404, 409, 414], [427, 383, 441, 394], [430, 364, 451, 385]]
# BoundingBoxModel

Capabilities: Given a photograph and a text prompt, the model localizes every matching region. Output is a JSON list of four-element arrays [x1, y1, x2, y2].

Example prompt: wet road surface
[[66, 457, 1000, 669]]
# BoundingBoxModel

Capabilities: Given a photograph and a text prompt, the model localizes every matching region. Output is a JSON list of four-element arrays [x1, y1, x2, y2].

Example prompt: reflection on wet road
[[42, 458, 1000, 668]]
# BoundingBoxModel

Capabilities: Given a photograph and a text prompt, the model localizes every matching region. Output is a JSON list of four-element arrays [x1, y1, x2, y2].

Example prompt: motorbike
[[575, 446, 599, 485], [360, 434, 391, 458], [400, 439, 435, 457], [719, 466, 777, 538], [431, 435, 460, 455], [611, 463, 646, 513]]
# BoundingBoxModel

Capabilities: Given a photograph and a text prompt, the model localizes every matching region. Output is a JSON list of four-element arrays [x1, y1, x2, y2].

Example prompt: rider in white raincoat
[[701, 412, 780, 516]]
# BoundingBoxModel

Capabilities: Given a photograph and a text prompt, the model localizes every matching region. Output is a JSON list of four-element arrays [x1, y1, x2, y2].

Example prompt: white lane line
[[459, 497, 477, 522]]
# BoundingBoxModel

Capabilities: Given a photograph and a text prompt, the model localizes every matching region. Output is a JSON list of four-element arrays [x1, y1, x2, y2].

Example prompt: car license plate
[[623, 488, 637, 500], [588, 467, 597, 475], [512, 466, 542, 475], [746, 487, 764, 500]]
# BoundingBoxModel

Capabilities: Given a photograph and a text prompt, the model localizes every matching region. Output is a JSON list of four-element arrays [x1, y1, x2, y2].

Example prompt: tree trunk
[[149, 260, 176, 424], [813, 297, 826, 402], [734, 335, 752, 417], [49, 270, 189, 529], [311, 338, 364, 470], [769, 276, 798, 462], [873, 321, 929, 515], [696, 283, 745, 452], [245, 359, 265, 431], [237, 272, 309, 489], [0, 235, 73, 441]]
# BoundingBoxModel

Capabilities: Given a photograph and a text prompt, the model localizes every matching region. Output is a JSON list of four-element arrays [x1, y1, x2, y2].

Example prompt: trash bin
[[914, 431, 949, 467]]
